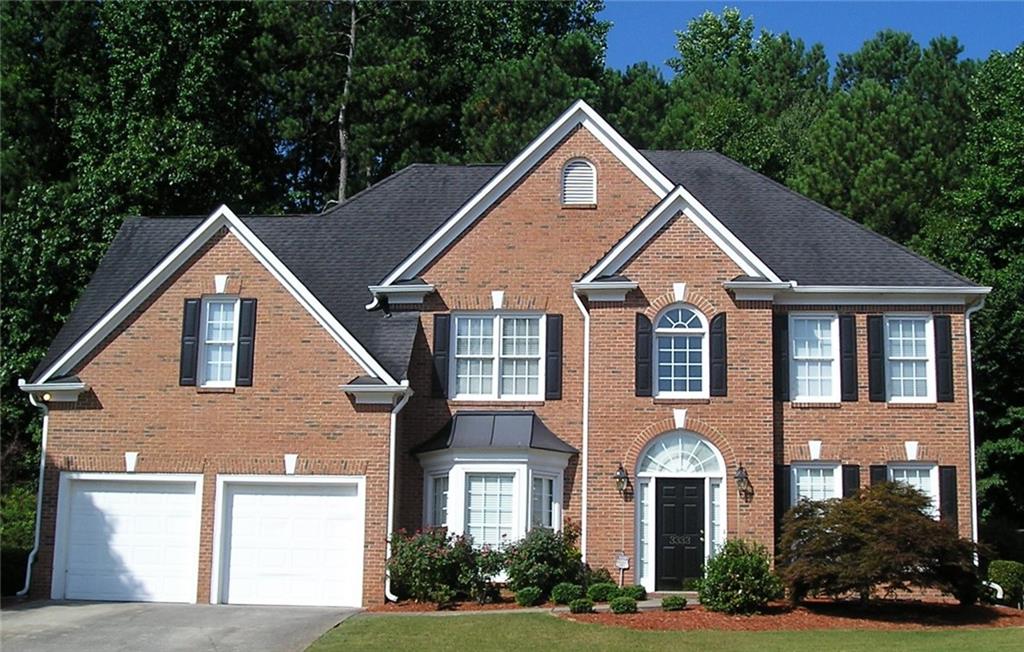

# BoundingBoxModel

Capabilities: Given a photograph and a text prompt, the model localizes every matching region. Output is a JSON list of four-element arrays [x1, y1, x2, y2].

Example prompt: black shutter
[[709, 313, 727, 397], [867, 315, 885, 402], [235, 299, 257, 386], [432, 314, 450, 398], [935, 315, 954, 402], [939, 466, 958, 525], [840, 315, 858, 401], [772, 313, 789, 401], [635, 313, 653, 397], [545, 314, 563, 400], [842, 464, 861, 497], [775, 464, 791, 545], [179, 298, 201, 386], [869, 464, 888, 485]]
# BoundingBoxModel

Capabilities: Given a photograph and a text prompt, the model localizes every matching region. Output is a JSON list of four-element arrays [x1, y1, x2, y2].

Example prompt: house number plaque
[[669, 535, 694, 545]]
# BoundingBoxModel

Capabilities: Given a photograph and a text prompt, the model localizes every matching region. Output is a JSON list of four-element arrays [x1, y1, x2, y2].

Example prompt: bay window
[[465, 473, 514, 547]]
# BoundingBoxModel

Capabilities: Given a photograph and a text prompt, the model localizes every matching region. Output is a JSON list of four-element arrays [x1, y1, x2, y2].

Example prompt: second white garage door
[[218, 479, 365, 607]]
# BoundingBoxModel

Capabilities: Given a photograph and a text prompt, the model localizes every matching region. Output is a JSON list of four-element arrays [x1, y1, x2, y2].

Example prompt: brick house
[[18, 100, 989, 607]]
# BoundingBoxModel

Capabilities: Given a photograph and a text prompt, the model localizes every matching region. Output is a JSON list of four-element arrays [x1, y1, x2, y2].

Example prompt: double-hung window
[[889, 464, 939, 517], [452, 314, 543, 399], [200, 297, 239, 387], [885, 315, 935, 402], [790, 314, 839, 402], [791, 464, 842, 504], [654, 305, 708, 397], [430, 475, 449, 527], [465, 473, 514, 548], [530, 475, 555, 529]]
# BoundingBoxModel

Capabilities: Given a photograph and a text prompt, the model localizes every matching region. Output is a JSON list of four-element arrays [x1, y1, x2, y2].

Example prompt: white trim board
[[209, 474, 367, 606], [375, 100, 675, 288], [50, 472, 204, 603], [581, 187, 782, 283], [34, 205, 398, 386]]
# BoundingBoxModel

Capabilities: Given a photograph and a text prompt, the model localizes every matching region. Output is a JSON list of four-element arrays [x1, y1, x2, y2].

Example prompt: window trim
[[529, 470, 559, 530], [653, 304, 710, 399], [884, 313, 936, 403], [888, 463, 940, 519], [448, 312, 546, 401], [789, 312, 841, 403], [199, 296, 240, 388], [427, 473, 449, 528], [790, 463, 843, 506], [561, 158, 597, 205]]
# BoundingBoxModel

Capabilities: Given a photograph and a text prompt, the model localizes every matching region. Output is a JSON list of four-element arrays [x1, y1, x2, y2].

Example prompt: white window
[[790, 314, 840, 402], [654, 305, 708, 397], [452, 314, 543, 400], [791, 464, 842, 505], [885, 316, 935, 402], [465, 473, 514, 548], [200, 297, 239, 387], [531, 475, 555, 529], [562, 158, 596, 205], [430, 475, 449, 527], [889, 465, 939, 518]]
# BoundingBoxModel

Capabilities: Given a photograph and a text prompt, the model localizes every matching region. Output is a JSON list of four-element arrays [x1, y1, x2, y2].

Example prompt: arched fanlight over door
[[637, 431, 722, 474]]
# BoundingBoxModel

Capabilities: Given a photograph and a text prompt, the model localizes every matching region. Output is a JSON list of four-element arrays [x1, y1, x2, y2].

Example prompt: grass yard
[[308, 612, 1024, 651]]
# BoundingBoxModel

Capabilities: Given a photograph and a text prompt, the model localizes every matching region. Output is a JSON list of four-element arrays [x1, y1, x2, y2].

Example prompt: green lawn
[[308, 613, 1023, 652]]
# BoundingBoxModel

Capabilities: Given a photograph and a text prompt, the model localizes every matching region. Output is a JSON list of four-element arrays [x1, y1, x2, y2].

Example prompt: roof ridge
[[696, 151, 978, 287]]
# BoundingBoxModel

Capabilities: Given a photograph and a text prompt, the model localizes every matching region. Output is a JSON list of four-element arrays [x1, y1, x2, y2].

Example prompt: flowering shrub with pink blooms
[[388, 528, 504, 605], [503, 521, 583, 596]]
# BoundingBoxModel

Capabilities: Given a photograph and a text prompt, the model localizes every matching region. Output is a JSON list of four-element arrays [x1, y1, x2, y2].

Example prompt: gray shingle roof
[[640, 150, 977, 287], [413, 411, 578, 455]]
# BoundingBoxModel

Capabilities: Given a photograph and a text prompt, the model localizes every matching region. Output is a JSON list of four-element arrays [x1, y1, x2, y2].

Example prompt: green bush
[[661, 595, 687, 611], [617, 584, 646, 601], [568, 598, 595, 614], [550, 582, 584, 604], [988, 560, 1024, 606], [777, 483, 982, 605], [1, 484, 36, 550], [503, 522, 582, 595], [586, 582, 619, 602], [609, 596, 638, 614], [515, 586, 543, 607], [582, 565, 614, 587], [697, 539, 783, 614], [387, 529, 503, 605]]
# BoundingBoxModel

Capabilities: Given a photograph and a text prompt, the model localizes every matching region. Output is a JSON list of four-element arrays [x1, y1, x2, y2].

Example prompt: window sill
[[561, 203, 597, 210], [448, 400, 545, 407], [886, 402, 937, 409], [197, 387, 236, 394], [652, 398, 710, 405], [789, 401, 841, 409]]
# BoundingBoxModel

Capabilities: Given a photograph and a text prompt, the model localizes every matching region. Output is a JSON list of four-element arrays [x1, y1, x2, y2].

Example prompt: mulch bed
[[561, 600, 1024, 631], [368, 591, 553, 613]]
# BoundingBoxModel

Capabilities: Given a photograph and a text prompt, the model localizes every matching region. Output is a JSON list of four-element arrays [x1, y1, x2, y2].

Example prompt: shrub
[[777, 483, 983, 605], [618, 584, 646, 601], [503, 522, 582, 595], [387, 529, 503, 605], [586, 582, 619, 602], [515, 586, 543, 607], [1, 484, 36, 550], [582, 565, 614, 587], [609, 596, 638, 614], [988, 560, 1024, 606], [568, 598, 595, 614], [697, 539, 783, 614], [661, 595, 687, 611], [550, 582, 584, 605]]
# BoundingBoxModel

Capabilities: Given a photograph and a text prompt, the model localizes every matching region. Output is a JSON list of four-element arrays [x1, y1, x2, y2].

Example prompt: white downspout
[[572, 292, 590, 560], [17, 392, 49, 597], [385, 381, 413, 601], [965, 296, 986, 544]]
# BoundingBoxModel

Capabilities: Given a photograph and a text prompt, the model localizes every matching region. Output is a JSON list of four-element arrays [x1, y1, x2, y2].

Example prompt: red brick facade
[[27, 121, 977, 605]]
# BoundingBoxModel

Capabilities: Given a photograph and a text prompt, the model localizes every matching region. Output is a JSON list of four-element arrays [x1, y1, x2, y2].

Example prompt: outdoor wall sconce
[[613, 462, 630, 495], [734, 463, 754, 502]]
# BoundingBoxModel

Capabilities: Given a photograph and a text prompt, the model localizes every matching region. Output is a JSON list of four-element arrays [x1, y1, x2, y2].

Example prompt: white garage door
[[59, 478, 200, 602], [220, 481, 364, 607]]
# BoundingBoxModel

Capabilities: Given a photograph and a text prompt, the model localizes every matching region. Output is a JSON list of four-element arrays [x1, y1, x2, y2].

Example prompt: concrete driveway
[[0, 601, 358, 652]]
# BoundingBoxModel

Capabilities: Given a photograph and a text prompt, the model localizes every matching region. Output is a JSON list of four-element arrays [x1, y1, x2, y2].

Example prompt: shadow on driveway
[[0, 600, 358, 652]]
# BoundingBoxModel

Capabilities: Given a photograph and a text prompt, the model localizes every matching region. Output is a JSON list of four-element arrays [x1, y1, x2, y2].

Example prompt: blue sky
[[600, 1, 1024, 74]]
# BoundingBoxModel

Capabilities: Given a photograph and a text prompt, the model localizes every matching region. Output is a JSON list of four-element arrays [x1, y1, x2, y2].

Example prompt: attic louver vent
[[562, 159, 596, 205]]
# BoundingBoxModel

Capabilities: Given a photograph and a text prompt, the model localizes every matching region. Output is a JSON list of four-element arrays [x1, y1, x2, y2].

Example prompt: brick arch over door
[[626, 416, 737, 475], [644, 290, 719, 321]]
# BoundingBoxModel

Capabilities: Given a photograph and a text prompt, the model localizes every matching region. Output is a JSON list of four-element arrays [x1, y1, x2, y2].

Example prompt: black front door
[[655, 478, 704, 591]]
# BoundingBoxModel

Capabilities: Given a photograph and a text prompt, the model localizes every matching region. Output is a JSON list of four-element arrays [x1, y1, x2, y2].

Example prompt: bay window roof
[[414, 410, 578, 455]]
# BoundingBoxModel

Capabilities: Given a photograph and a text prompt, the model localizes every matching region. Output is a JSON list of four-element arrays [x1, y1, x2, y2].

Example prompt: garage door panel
[[59, 478, 199, 603], [221, 481, 364, 607]]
